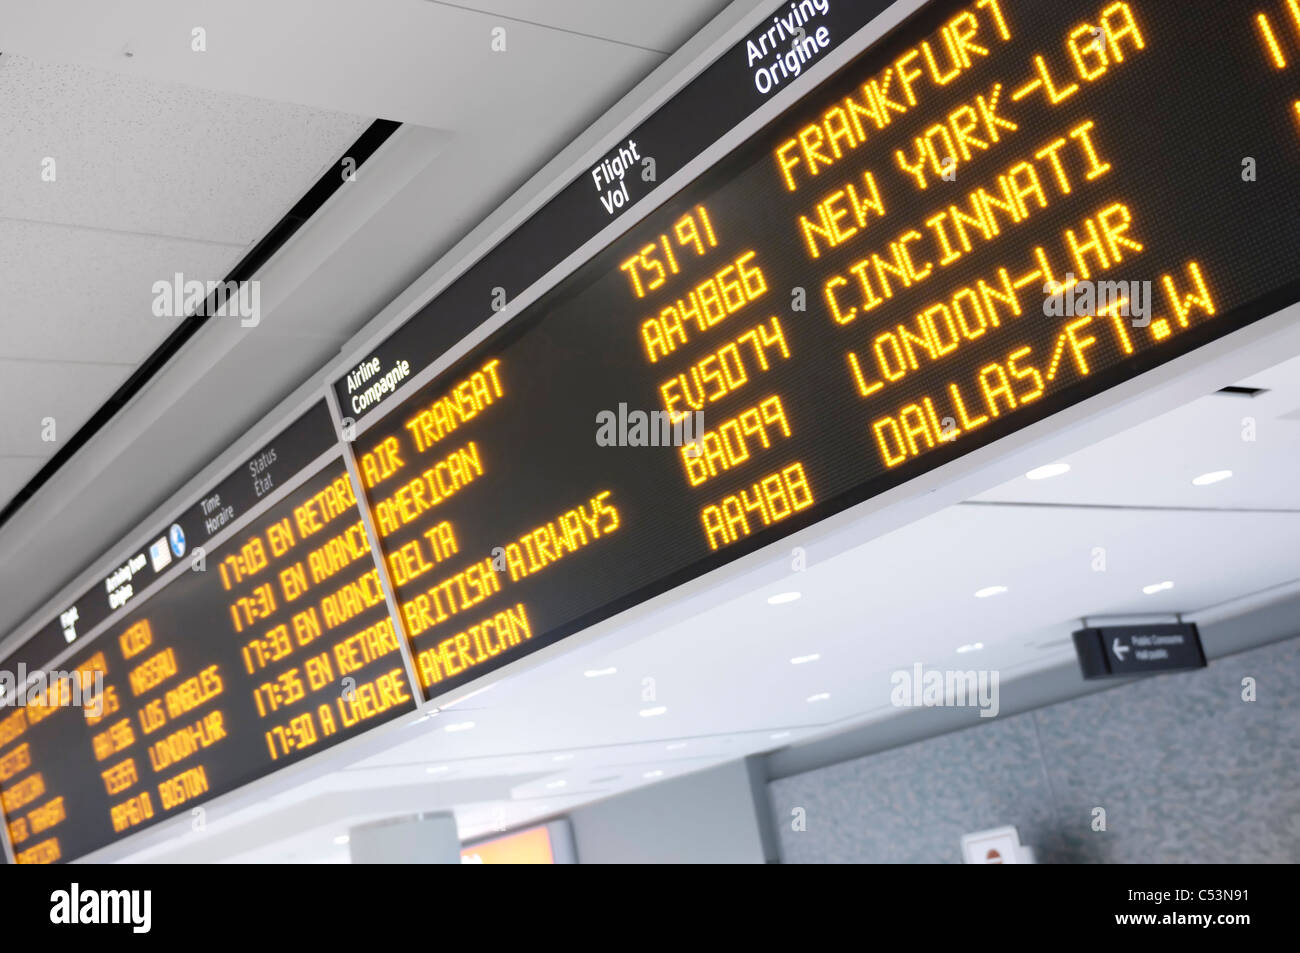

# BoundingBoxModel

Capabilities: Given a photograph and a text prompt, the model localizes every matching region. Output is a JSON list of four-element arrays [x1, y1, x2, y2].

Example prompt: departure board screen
[[347, 0, 1300, 700], [0, 463, 416, 863]]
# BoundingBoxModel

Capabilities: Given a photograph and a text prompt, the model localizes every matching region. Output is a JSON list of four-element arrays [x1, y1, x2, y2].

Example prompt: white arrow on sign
[[1112, 638, 1131, 661]]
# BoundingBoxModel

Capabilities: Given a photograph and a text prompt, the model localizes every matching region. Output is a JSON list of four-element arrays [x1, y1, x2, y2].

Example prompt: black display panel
[[348, 0, 1300, 700], [0, 462, 416, 863]]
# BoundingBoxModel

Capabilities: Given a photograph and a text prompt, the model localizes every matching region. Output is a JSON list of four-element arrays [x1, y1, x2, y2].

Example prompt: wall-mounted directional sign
[[1073, 622, 1208, 680]]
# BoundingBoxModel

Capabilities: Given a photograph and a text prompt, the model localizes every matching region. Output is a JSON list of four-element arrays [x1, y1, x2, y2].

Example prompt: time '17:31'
[[229, 582, 277, 634]]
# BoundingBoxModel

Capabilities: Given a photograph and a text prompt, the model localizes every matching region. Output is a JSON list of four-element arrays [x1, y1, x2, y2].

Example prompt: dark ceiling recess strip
[[0, 118, 401, 533]]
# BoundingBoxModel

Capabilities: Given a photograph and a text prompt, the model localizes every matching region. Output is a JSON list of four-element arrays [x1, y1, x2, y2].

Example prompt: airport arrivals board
[[344, 0, 1300, 701], [3, 0, 1300, 862]]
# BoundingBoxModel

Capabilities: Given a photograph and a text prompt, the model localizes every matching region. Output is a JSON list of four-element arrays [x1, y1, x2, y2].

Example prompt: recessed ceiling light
[[425, 765, 449, 774], [444, 721, 476, 732], [806, 692, 830, 703], [975, 585, 1008, 598], [790, 653, 821, 665], [552, 753, 575, 762], [767, 591, 802, 605], [333, 834, 350, 846], [770, 731, 791, 740], [1026, 462, 1070, 480], [1143, 580, 1174, 595], [1192, 469, 1233, 486], [643, 769, 664, 779], [584, 666, 617, 678], [639, 706, 667, 717], [665, 742, 688, 751], [545, 780, 567, 789], [956, 641, 984, 654]]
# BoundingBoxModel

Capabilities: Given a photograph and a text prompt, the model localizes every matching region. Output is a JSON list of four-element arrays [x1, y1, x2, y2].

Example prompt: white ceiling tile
[[0, 218, 243, 364], [0, 1, 668, 130], [0, 53, 371, 245], [450, 0, 735, 52], [0, 46, 378, 519], [0, 358, 133, 457]]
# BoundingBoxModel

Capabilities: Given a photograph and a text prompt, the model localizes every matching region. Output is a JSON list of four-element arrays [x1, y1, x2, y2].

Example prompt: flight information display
[[3, 0, 1300, 864], [0, 461, 415, 863], [346, 0, 1300, 700]]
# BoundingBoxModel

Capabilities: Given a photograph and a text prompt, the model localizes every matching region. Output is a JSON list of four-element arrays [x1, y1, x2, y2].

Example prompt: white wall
[[568, 759, 776, 864]]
